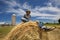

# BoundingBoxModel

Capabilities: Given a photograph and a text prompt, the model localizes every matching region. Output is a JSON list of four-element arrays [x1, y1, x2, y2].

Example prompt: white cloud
[[3, 0, 32, 16], [2, 0, 60, 20], [22, 2, 31, 10], [31, 11, 56, 17], [3, 0, 25, 16], [35, 7, 60, 13], [36, 16, 58, 20], [30, 2, 60, 20], [49, 0, 60, 7], [6, 8, 25, 16], [47, 3, 53, 7], [4, 0, 21, 8]]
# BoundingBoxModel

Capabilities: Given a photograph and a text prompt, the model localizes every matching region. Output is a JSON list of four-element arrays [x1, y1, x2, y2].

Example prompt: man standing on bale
[[21, 10, 31, 22]]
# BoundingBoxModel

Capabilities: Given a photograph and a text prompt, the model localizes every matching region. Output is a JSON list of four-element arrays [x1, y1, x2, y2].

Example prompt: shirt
[[23, 14, 31, 20]]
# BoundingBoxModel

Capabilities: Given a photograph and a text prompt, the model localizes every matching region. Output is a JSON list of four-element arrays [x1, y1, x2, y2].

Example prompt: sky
[[0, 0, 60, 24]]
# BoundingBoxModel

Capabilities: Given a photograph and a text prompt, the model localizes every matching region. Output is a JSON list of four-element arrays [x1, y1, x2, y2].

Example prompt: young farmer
[[21, 10, 31, 22], [36, 20, 55, 31]]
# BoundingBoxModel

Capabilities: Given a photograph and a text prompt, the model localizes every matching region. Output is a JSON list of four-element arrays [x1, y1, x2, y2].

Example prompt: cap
[[26, 9, 31, 12]]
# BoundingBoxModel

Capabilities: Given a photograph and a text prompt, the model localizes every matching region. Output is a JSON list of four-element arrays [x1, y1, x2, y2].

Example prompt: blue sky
[[0, 0, 60, 24]]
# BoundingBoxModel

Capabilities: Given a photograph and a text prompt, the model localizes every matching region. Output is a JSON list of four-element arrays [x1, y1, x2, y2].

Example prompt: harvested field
[[3, 21, 60, 40]]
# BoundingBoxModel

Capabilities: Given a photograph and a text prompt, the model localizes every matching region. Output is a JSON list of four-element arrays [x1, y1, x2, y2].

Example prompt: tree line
[[58, 19, 60, 24]]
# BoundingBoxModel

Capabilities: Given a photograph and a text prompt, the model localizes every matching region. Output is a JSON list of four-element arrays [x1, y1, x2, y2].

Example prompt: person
[[21, 10, 31, 22], [36, 20, 56, 31]]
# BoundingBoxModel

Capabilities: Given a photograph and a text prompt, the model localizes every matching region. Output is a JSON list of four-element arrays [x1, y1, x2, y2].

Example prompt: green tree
[[58, 19, 60, 24]]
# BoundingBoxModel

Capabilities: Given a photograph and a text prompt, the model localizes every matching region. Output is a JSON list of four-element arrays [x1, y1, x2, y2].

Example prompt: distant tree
[[58, 19, 60, 24]]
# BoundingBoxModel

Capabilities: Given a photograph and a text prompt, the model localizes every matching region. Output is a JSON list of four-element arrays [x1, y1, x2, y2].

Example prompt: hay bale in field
[[3, 21, 60, 40], [3, 21, 43, 40]]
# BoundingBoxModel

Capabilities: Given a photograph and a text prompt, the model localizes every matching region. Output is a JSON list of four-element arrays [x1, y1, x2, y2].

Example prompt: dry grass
[[3, 21, 41, 40], [2, 21, 60, 40]]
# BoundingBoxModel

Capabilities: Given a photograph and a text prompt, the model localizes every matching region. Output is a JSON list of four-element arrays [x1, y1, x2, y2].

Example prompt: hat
[[26, 9, 31, 12]]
